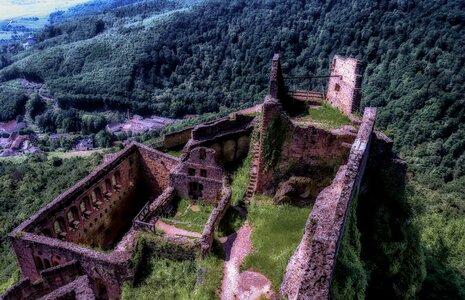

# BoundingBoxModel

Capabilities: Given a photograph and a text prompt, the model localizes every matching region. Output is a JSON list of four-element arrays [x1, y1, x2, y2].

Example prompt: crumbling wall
[[256, 96, 356, 195], [326, 55, 362, 115], [1, 261, 86, 300], [187, 113, 254, 164], [199, 181, 231, 256], [38, 275, 96, 300], [8, 232, 132, 299], [170, 147, 224, 204], [280, 108, 377, 299], [6, 142, 178, 300], [138, 143, 180, 195], [163, 127, 193, 149]]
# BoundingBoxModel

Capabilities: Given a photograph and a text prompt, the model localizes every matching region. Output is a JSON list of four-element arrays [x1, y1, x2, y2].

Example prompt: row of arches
[[33, 252, 64, 272], [41, 171, 122, 240]]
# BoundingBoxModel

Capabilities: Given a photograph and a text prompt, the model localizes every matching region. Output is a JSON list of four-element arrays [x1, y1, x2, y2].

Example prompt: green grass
[[162, 199, 214, 233], [165, 148, 183, 157], [47, 149, 106, 159], [230, 152, 252, 206], [241, 195, 311, 289], [297, 102, 351, 129], [122, 255, 223, 300]]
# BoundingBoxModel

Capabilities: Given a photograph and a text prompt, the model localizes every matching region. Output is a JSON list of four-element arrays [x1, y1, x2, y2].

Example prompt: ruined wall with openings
[[199, 180, 231, 256], [280, 108, 377, 299], [256, 95, 356, 195], [7, 143, 179, 299], [170, 147, 224, 204], [186, 113, 254, 165], [1, 260, 84, 300], [326, 55, 362, 115]]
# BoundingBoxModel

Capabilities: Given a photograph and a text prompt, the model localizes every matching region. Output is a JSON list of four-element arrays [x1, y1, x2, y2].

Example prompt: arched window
[[34, 256, 44, 271], [92, 187, 103, 208], [80, 197, 90, 213], [53, 217, 66, 236], [199, 148, 206, 160], [67, 207, 80, 228], [43, 259, 51, 269], [112, 171, 121, 191], [105, 178, 113, 194]]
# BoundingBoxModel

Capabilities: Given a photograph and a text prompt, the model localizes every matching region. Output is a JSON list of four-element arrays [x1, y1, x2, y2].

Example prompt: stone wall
[[38, 276, 96, 300], [1, 261, 84, 300], [9, 232, 132, 299], [326, 55, 362, 115], [280, 108, 377, 299], [256, 95, 356, 194], [6, 142, 180, 299], [170, 147, 224, 204], [199, 180, 232, 256], [137, 143, 180, 196], [187, 113, 254, 164], [163, 127, 193, 149], [256, 95, 284, 193]]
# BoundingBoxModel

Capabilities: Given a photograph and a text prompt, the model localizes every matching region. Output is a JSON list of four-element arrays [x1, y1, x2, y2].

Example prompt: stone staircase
[[244, 131, 261, 204]]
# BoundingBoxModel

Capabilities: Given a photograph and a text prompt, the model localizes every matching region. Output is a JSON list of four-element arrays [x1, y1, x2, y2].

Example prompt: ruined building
[[1, 54, 399, 300]]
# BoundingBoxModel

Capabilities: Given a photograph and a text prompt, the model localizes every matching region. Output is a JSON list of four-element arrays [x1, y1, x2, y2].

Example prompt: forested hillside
[[0, 0, 464, 298]]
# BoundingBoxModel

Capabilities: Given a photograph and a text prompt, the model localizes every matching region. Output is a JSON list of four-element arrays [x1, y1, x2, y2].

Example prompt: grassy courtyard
[[162, 199, 214, 233], [241, 195, 311, 289], [122, 254, 223, 300], [297, 102, 351, 129]]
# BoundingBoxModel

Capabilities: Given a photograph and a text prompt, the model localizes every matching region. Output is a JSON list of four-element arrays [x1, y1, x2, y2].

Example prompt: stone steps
[[244, 130, 261, 204]]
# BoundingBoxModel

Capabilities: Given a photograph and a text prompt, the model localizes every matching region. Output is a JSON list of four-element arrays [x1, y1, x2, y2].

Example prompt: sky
[[0, 0, 93, 20]]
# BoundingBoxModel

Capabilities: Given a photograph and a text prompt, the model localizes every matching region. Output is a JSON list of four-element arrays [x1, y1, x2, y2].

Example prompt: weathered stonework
[[163, 127, 194, 150], [5, 142, 179, 299], [326, 55, 362, 115], [170, 147, 224, 204], [186, 113, 255, 164], [199, 178, 232, 256], [280, 108, 377, 300]]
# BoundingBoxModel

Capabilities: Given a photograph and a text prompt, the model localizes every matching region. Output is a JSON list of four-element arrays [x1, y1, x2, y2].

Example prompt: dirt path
[[221, 223, 274, 300], [155, 220, 201, 238]]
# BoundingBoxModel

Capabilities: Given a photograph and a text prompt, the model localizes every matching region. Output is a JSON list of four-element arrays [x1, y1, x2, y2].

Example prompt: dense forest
[[0, 0, 464, 298]]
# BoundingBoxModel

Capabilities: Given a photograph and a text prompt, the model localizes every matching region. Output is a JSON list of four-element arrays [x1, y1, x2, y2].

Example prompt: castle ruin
[[1, 54, 399, 300]]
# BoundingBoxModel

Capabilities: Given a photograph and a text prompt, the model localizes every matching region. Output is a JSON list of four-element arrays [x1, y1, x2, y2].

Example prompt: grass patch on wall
[[297, 102, 351, 129], [241, 195, 311, 289]]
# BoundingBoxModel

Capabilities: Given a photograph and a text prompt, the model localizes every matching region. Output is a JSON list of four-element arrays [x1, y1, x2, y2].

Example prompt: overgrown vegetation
[[355, 158, 426, 299], [0, 153, 102, 293], [331, 195, 367, 299], [230, 144, 252, 206], [262, 115, 288, 171], [298, 102, 352, 129], [242, 195, 310, 289], [161, 199, 214, 233], [124, 232, 223, 299]]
